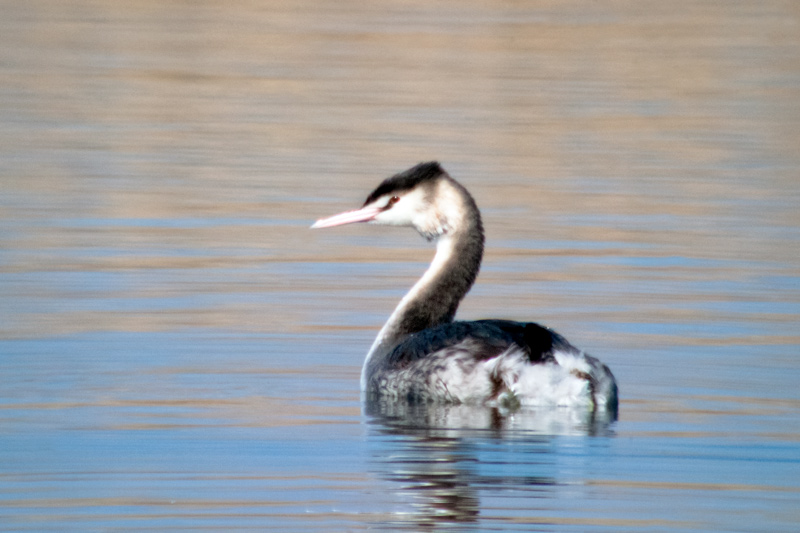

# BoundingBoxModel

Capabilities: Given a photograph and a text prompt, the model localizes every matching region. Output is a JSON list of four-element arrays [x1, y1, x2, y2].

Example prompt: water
[[1, 1, 799, 531]]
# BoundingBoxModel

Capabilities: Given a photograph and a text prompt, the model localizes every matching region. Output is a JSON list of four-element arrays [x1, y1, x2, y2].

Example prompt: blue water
[[2, 292, 798, 531], [2, 1, 800, 531]]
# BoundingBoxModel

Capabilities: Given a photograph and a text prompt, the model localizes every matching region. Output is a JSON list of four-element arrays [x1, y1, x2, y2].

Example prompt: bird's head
[[311, 161, 458, 240]]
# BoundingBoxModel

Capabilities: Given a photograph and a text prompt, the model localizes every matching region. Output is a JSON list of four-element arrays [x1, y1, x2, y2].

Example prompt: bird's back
[[384, 320, 570, 370], [364, 319, 616, 412]]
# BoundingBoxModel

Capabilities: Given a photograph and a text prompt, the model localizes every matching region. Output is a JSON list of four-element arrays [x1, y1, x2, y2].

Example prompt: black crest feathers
[[363, 161, 444, 207]]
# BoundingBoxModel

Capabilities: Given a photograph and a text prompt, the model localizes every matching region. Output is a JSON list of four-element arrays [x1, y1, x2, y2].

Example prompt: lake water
[[1, 1, 799, 531]]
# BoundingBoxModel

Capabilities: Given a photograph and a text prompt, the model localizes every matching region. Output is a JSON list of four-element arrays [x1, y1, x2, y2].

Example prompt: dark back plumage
[[383, 320, 575, 371]]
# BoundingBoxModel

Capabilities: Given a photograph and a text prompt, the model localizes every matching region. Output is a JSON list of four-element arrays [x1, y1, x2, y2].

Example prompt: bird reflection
[[365, 399, 616, 529], [378, 435, 480, 526]]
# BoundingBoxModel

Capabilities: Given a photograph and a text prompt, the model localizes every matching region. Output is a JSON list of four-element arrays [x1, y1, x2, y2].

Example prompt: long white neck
[[361, 180, 484, 390], [365, 235, 456, 348]]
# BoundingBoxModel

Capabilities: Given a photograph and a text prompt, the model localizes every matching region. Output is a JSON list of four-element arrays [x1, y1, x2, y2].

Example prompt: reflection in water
[[367, 399, 617, 437], [1, 0, 798, 530], [375, 434, 483, 527], [365, 400, 615, 528]]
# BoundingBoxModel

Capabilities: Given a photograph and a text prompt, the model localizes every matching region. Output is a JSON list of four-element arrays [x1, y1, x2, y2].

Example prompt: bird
[[312, 162, 618, 412]]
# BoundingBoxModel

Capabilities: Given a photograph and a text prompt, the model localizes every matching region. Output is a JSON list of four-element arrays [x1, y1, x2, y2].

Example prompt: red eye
[[385, 196, 400, 209]]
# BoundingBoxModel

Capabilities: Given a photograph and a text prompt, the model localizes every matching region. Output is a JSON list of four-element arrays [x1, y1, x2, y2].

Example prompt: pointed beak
[[310, 205, 383, 229]]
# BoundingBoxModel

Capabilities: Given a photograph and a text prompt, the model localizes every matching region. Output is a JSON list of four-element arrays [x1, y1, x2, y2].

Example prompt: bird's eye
[[384, 196, 400, 209]]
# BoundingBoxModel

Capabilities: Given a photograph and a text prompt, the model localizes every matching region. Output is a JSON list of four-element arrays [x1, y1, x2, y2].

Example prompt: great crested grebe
[[312, 162, 618, 412]]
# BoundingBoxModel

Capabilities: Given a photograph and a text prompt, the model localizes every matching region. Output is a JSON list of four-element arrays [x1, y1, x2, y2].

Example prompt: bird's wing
[[384, 319, 574, 370]]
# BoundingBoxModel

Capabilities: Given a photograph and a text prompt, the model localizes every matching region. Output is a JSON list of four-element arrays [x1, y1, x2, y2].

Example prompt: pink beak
[[310, 205, 383, 229]]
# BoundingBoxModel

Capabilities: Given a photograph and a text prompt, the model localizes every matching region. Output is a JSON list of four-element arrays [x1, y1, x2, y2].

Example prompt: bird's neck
[[362, 200, 484, 385]]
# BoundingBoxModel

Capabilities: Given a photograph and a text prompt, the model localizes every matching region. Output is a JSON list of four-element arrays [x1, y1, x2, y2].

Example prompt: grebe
[[312, 162, 618, 412]]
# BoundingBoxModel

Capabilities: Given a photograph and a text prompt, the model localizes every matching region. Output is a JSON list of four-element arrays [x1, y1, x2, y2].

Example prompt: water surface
[[1, 1, 799, 531]]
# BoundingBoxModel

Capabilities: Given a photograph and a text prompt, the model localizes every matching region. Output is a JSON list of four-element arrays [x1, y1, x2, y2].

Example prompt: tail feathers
[[485, 348, 618, 412]]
